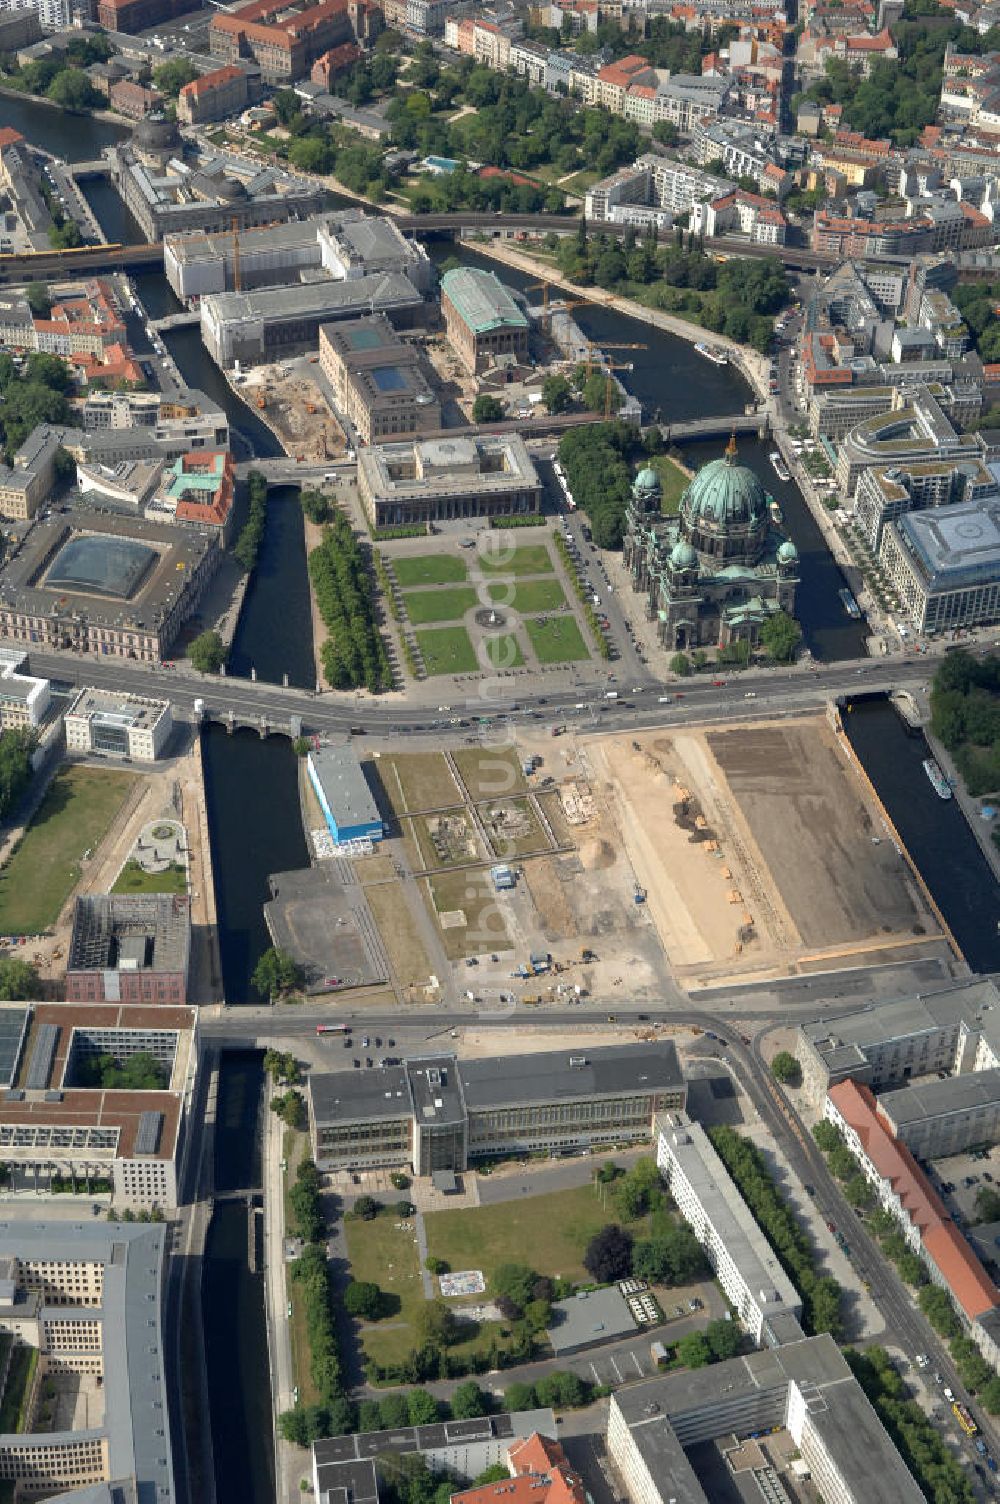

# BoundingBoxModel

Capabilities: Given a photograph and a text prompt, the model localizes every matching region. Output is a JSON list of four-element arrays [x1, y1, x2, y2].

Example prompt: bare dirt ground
[[587, 715, 943, 988], [241, 365, 346, 461]]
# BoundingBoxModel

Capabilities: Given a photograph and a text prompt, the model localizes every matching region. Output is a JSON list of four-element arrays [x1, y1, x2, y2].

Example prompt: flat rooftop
[[547, 1286, 635, 1355], [313, 1410, 556, 1470], [66, 689, 170, 730], [67, 894, 191, 976], [359, 434, 540, 501], [406, 1054, 465, 1128], [310, 1063, 410, 1126], [879, 1067, 1000, 1128], [308, 746, 381, 830], [459, 1041, 683, 1112], [16, 1002, 195, 1095], [165, 215, 320, 265], [800, 980, 999, 1065], [203, 272, 424, 327], [895, 497, 1000, 587]]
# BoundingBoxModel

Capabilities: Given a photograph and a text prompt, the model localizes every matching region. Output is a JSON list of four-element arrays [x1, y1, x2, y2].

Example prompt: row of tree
[[0, 729, 36, 826], [234, 470, 270, 574], [557, 422, 635, 550], [846, 1346, 975, 1504], [709, 1126, 843, 1338], [309, 512, 393, 692], [929, 649, 1000, 797]]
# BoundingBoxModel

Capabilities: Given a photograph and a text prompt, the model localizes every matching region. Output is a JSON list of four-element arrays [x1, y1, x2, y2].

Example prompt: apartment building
[[65, 895, 191, 1007], [357, 433, 541, 528], [878, 1069, 1000, 1159], [309, 1044, 686, 1174], [0, 425, 62, 522], [177, 63, 250, 124], [690, 187, 788, 243], [655, 1112, 804, 1345], [0, 1222, 174, 1499], [65, 689, 173, 761], [318, 316, 440, 444], [836, 386, 983, 496], [607, 1336, 922, 1504], [586, 156, 736, 224]]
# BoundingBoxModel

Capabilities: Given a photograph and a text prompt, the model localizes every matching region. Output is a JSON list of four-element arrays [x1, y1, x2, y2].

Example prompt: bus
[[953, 1402, 978, 1437], [316, 1023, 350, 1035]]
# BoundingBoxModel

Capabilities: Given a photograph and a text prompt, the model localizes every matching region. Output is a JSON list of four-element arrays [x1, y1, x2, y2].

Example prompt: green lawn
[[653, 456, 690, 516], [479, 545, 554, 576], [484, 632, 525, 669], [0, 766, 137, 933], [526, 616, 590, 664], [562, 169, 602, 197], [402, 587, 478, 624], [393, 555, 468, 587], [487, 579, 566, 614], [416, 626, 478, 676], [452, 746, 526, 798], [425, 1184, 636, 1285], [112, 860, 187, 895]]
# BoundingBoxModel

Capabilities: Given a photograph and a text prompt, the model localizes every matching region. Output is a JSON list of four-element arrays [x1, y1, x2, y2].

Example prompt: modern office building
[[0, 1000, 197, 1209], [655, 1112, 804, 1346], [65, 689, 173, 762], [308, 1043, 686, 1174], [835, 385, 983, 497], [313, 1412, 558, 1503], [65, 895, 192, 1006], [797, 980, 1000, 1104], [853, 456, 998, 551], [108, 122, 325, 242], [0, 647, 49, 730], [319, 316, 440, 444], [357, 434, 541, 528], [0, 425, 63, 522], [440, 267, 529, 376], [209, 0, 354, 83], [607, 1335, 923, 1504], [0, 1221, 175, 1499], [200, 272, 426, 367], [80, 389, 230, 453], [306, 745, 384, 847], [880, 497, 1000, 634]]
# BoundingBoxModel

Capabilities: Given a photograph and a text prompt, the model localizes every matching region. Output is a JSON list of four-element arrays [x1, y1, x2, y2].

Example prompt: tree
[[0, 957, 42, 1001], [896, 1251, 926, 1287], [25, 283, 50, 319], [918, 1284, 962, 1339], [472, 1465, 509, 1487], [975, 1186, 1000, 1223], [352, 1195, 380, 1222], [670, 652, 692, 677], [676, 1332, 710, 1368], [981, 1376, 1000, 1414], [492, 1264, 537, 1314], [47, 68, 101, 110], [706, 1318, 740, 1361], [583, 1224, 634, 1282], [413, 1299, 454, 1351], [188, 631, 226, 674], [270, 1090, 306, 1129], [633, 1225, 707, 1286], [407, 1389, 439, 1425], [153, 57, 198, 96], [251, 946, 304, 1000], [264, 1050, 299, 1085], [278, 1404, 329, 1445], [760, 610, 802, 662], [535, 1371, 586, 1408], [504, 1382, 536, 1412], [813, 1120, 842, 1153], [844, 1173, 872, 1209], [451, 1381, 487, 1419], [828, 1145, 857, 1181], [472, 394, 505, 423], [344, 1281, 383, 1319], [541, 374, 573, 414], [651, 120, 679, 146], [770, 1051, 800, 1085], [425, 1256, 447, 1276]]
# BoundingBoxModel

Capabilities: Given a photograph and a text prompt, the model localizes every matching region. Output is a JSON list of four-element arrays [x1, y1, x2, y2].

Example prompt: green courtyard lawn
[[416, 625, 478, 676], [402, 587, 478, 625], [479, 545, 554, 577], [425, 1184, 640, 1285], [112, 860, 187, 895], [393, 555, 468, 588], [487, 579, 566, 614], [653, 456, 690, 516], [0, 766, 137, 933], [485, 633, 525, 669], [525, 616, 590, 665]]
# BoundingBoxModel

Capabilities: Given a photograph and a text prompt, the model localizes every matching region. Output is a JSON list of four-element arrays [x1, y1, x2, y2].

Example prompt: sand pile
[[580, 838, 615, 870]]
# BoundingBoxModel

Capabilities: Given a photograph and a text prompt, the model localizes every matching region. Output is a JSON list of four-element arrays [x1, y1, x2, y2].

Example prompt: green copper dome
[[681, 442, 768, 531], [777, 539, 799, 564], [635, 466, 660, 493], [670, 539, 698, 570]]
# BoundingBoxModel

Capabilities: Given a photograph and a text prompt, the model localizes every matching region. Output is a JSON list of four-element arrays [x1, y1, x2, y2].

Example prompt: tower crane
[[525, 281, 591, 333], [584, 340, 647, 378]]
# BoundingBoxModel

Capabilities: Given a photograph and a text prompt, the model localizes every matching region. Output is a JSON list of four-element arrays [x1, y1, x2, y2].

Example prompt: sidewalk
[[262, 1104, 298, 1504]]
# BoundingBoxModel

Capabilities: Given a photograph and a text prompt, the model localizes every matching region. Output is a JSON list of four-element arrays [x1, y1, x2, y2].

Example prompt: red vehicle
[[712, 679, 727, 687], [316, 1023, 349, 1035]]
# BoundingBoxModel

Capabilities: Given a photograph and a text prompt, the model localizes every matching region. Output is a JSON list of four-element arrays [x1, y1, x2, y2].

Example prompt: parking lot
[[928, 1141, 1000, 1230]]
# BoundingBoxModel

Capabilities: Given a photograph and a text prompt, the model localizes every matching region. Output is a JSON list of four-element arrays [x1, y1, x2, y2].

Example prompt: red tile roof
[[179, 64, 245, 98], [453, 1437, 587, 1504], [0, 128, 24, 150]]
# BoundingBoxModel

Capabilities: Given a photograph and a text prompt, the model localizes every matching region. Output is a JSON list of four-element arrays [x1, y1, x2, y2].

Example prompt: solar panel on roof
[[135, 1111, 163, 1156], [0, 1007, 29, 1088], [24, 1023, 58, 1091]]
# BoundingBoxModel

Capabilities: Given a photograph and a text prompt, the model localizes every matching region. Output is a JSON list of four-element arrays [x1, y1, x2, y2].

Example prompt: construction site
[[237, 364, 347, 461]]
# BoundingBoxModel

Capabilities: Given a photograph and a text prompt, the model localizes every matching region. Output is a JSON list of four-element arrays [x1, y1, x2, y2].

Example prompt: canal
[[843, 699, 1000, 975], [204, 1050, 274, 1504]]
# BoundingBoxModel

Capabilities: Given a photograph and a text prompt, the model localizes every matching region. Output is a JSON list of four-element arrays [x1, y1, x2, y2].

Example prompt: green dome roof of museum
[[635, 466, 660, 492], [777, 539, 799, 563], [681, 439, 768, 530]]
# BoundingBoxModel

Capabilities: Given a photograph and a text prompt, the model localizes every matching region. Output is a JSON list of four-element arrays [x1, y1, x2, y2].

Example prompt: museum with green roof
[[623, 439, 799, 652]]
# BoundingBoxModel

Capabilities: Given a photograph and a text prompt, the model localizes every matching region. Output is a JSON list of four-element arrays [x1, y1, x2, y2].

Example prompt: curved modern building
[[623, 440, 799, 651]]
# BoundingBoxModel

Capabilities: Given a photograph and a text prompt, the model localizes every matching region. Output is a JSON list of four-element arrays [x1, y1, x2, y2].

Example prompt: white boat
[[769, 451, 791, 482], [923, 757, 953, 800], [694, 341, 728, 366]]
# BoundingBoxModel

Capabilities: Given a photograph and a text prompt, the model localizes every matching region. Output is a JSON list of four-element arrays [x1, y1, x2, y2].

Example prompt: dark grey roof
[[0, 1007, 30, 1089], [406, 1055, 464, 1128], [459, 1042, 682, 1111], [314, 1410, 556, 1471], [310, 1065, 410, 1125], [68, 894, 191, 976]]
